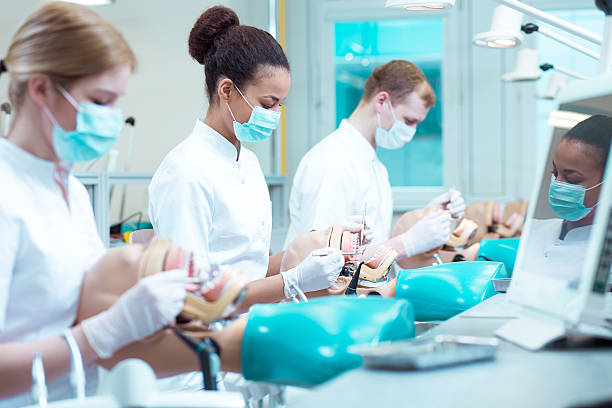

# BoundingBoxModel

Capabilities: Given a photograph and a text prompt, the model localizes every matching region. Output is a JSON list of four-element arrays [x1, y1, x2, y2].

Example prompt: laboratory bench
[[291, 295, 612, 408]]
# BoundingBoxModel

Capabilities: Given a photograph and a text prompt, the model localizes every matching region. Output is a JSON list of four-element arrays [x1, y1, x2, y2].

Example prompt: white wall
[[0, 0, 273, 225]]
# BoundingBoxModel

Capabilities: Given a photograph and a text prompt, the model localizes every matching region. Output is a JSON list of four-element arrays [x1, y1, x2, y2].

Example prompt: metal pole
[[496, 0, 603, 45], [538, 27, 600, 60], [598, 15, 612, 73]]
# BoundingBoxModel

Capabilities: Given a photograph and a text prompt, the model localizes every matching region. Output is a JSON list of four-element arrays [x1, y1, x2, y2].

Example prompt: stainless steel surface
[[492, 278, 512, 293], [352, 335, 498, 370]]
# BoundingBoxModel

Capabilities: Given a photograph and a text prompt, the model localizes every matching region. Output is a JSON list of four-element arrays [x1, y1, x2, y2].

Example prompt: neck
[[347, 102, 377, 149], [6, 108, 59, 163], [204, 106, 241, 161], [566, 208, 596, 232]]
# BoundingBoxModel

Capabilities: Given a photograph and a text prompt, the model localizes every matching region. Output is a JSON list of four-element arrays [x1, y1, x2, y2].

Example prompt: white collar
[[338, 119, 377, 161], [193, 120, 242, 162], [0, 137, 58, 182], [562, 223, 592, 242]]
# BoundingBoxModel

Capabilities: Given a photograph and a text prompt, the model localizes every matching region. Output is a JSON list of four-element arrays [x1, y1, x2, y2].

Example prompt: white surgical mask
[[375, 100, 416, 150]]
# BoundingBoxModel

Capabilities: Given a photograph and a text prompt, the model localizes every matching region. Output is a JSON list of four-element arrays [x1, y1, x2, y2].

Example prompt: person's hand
[[81, 269, 187, 358], [428, 188, 465, 218], [342, 215, 373, 244], [281, 247, 344, 298], [400, 210, 451, 257]]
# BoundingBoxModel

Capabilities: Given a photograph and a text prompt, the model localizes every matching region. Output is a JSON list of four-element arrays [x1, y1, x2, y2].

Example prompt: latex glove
[[341, 215, 374, 244], [427, 188, 466, 218], [400, 210, 451, 257], [281, 247, 344, 298], [81, 269, 187, 358]]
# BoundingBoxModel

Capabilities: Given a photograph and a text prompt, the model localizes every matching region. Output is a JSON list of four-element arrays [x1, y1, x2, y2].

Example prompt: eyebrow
[[553, 161, 584, 177], [262, 95, 280, 103]]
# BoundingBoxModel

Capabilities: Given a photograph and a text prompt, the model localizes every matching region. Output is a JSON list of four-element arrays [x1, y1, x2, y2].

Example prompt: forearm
[[385, 236, 407, 258], [0, 325, 98, 399], [266, 252, 284, 277], [236, 274, 285, 313]]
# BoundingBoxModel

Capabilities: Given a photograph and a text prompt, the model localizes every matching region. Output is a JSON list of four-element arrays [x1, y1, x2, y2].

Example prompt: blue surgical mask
[[226, 86, 281, 143], [44, 85, 123, 163], [548, 175, 603, 221], [375, 100, 416, 150]]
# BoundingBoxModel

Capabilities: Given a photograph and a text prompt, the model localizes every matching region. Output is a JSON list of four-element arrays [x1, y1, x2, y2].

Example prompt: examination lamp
[[473, 5, 524, 49], [501, 48, 541, 82], [60, 0, 115, 5], [385, 0, 454, 10], [538, 73, 569, 100]]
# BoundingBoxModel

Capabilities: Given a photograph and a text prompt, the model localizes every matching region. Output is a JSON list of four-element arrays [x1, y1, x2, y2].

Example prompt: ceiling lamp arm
[[521, 23, 600, 60], [495, 0, 602, 45]]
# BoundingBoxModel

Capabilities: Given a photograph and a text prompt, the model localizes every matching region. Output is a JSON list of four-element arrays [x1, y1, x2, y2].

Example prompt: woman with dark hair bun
[[524, 114, 612, 283], [149, 6, 344, 311]]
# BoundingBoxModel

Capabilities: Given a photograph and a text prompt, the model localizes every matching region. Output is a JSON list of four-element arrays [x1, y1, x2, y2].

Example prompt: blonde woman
[[0, 3, 186, 405]]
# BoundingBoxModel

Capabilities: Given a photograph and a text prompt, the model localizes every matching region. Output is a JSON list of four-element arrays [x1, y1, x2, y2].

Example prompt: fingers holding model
[[81, 269, 187, 358], [281, 247, 344, 298], [428, 188, 466, 218], [399, 210, 451, 258], [342, 215, 374, 244]]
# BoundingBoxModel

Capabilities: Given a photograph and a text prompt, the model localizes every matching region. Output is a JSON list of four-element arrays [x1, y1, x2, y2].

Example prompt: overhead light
[[60, 0, 114, 6], [502, 48, 541, 82], [385, 0, 455, 10], [548, 110, 590, 130], [473, 5, 523, 48], [538, 73, 569, 100]]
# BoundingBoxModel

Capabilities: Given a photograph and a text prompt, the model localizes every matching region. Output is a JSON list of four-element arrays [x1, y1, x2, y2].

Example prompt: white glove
[[281, 247, 344, 298], [400, 210, 451, 257], [341, 215, 374, 244], [81, 269, 187, 358], [427, 188, 465, 218]]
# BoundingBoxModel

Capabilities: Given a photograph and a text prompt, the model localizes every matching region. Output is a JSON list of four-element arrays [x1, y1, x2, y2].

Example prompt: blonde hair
[[362, 60, 436, 108], [0, 1, 136, 109]]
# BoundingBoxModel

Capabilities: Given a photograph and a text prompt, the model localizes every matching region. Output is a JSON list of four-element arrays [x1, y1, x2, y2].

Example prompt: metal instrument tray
[[350, 335, 499, 370]]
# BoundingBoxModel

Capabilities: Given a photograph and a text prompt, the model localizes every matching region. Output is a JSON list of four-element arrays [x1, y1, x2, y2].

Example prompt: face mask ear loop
[[226, 103, 238, 122], [43, 106, 60, 127], [587, 180, 604, 191], [387, 99, 398, 121], [56, 84, 79, 110], [234, 85, 254, 110]]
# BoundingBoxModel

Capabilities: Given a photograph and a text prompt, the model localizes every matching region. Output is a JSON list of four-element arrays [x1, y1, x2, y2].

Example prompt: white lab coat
[[284, 119, 393, 248], [522, 218, 591, 284], [0, 138, 104, 406], [149, 120, 272, 282]]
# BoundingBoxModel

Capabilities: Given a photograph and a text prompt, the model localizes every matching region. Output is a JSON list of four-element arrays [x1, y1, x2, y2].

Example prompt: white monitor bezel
[[507, 74, 612, 326]]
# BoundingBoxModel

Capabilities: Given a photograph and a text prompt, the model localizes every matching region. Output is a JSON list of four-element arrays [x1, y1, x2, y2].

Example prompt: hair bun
[[189, 6, 240, 65]]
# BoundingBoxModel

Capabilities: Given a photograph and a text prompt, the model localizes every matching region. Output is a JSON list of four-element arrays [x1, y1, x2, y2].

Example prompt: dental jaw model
[[391, 207, 481, 270], [75, 238, 249, 377], [281, 225, 398, 296]]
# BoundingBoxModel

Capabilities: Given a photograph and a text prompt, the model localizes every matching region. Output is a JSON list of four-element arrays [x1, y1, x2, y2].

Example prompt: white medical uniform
[[149, 120, 272, 281], [523, 218, 591, 284], [284, 119, 393, 248], [0, 138, 105, 406]]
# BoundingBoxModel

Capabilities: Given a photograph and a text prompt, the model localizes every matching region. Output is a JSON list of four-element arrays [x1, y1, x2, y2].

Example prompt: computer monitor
[[497, 73, 612, 349]]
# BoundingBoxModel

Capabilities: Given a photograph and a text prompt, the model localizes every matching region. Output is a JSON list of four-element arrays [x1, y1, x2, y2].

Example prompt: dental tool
[[288, 282, 308, 303], [61, 329, 86, 400], [433, 254, 444, 265], [31, 352, 47, 407], [171, 327, 221, 391], [360, 202, 368, 246]]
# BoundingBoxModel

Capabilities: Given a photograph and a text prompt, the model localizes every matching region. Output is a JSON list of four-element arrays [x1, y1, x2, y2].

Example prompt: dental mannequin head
[[551, 115, 612, 228], [1, 1, 135, 163], [349, 60, 435, 149], [189, 6, 291, 150]]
